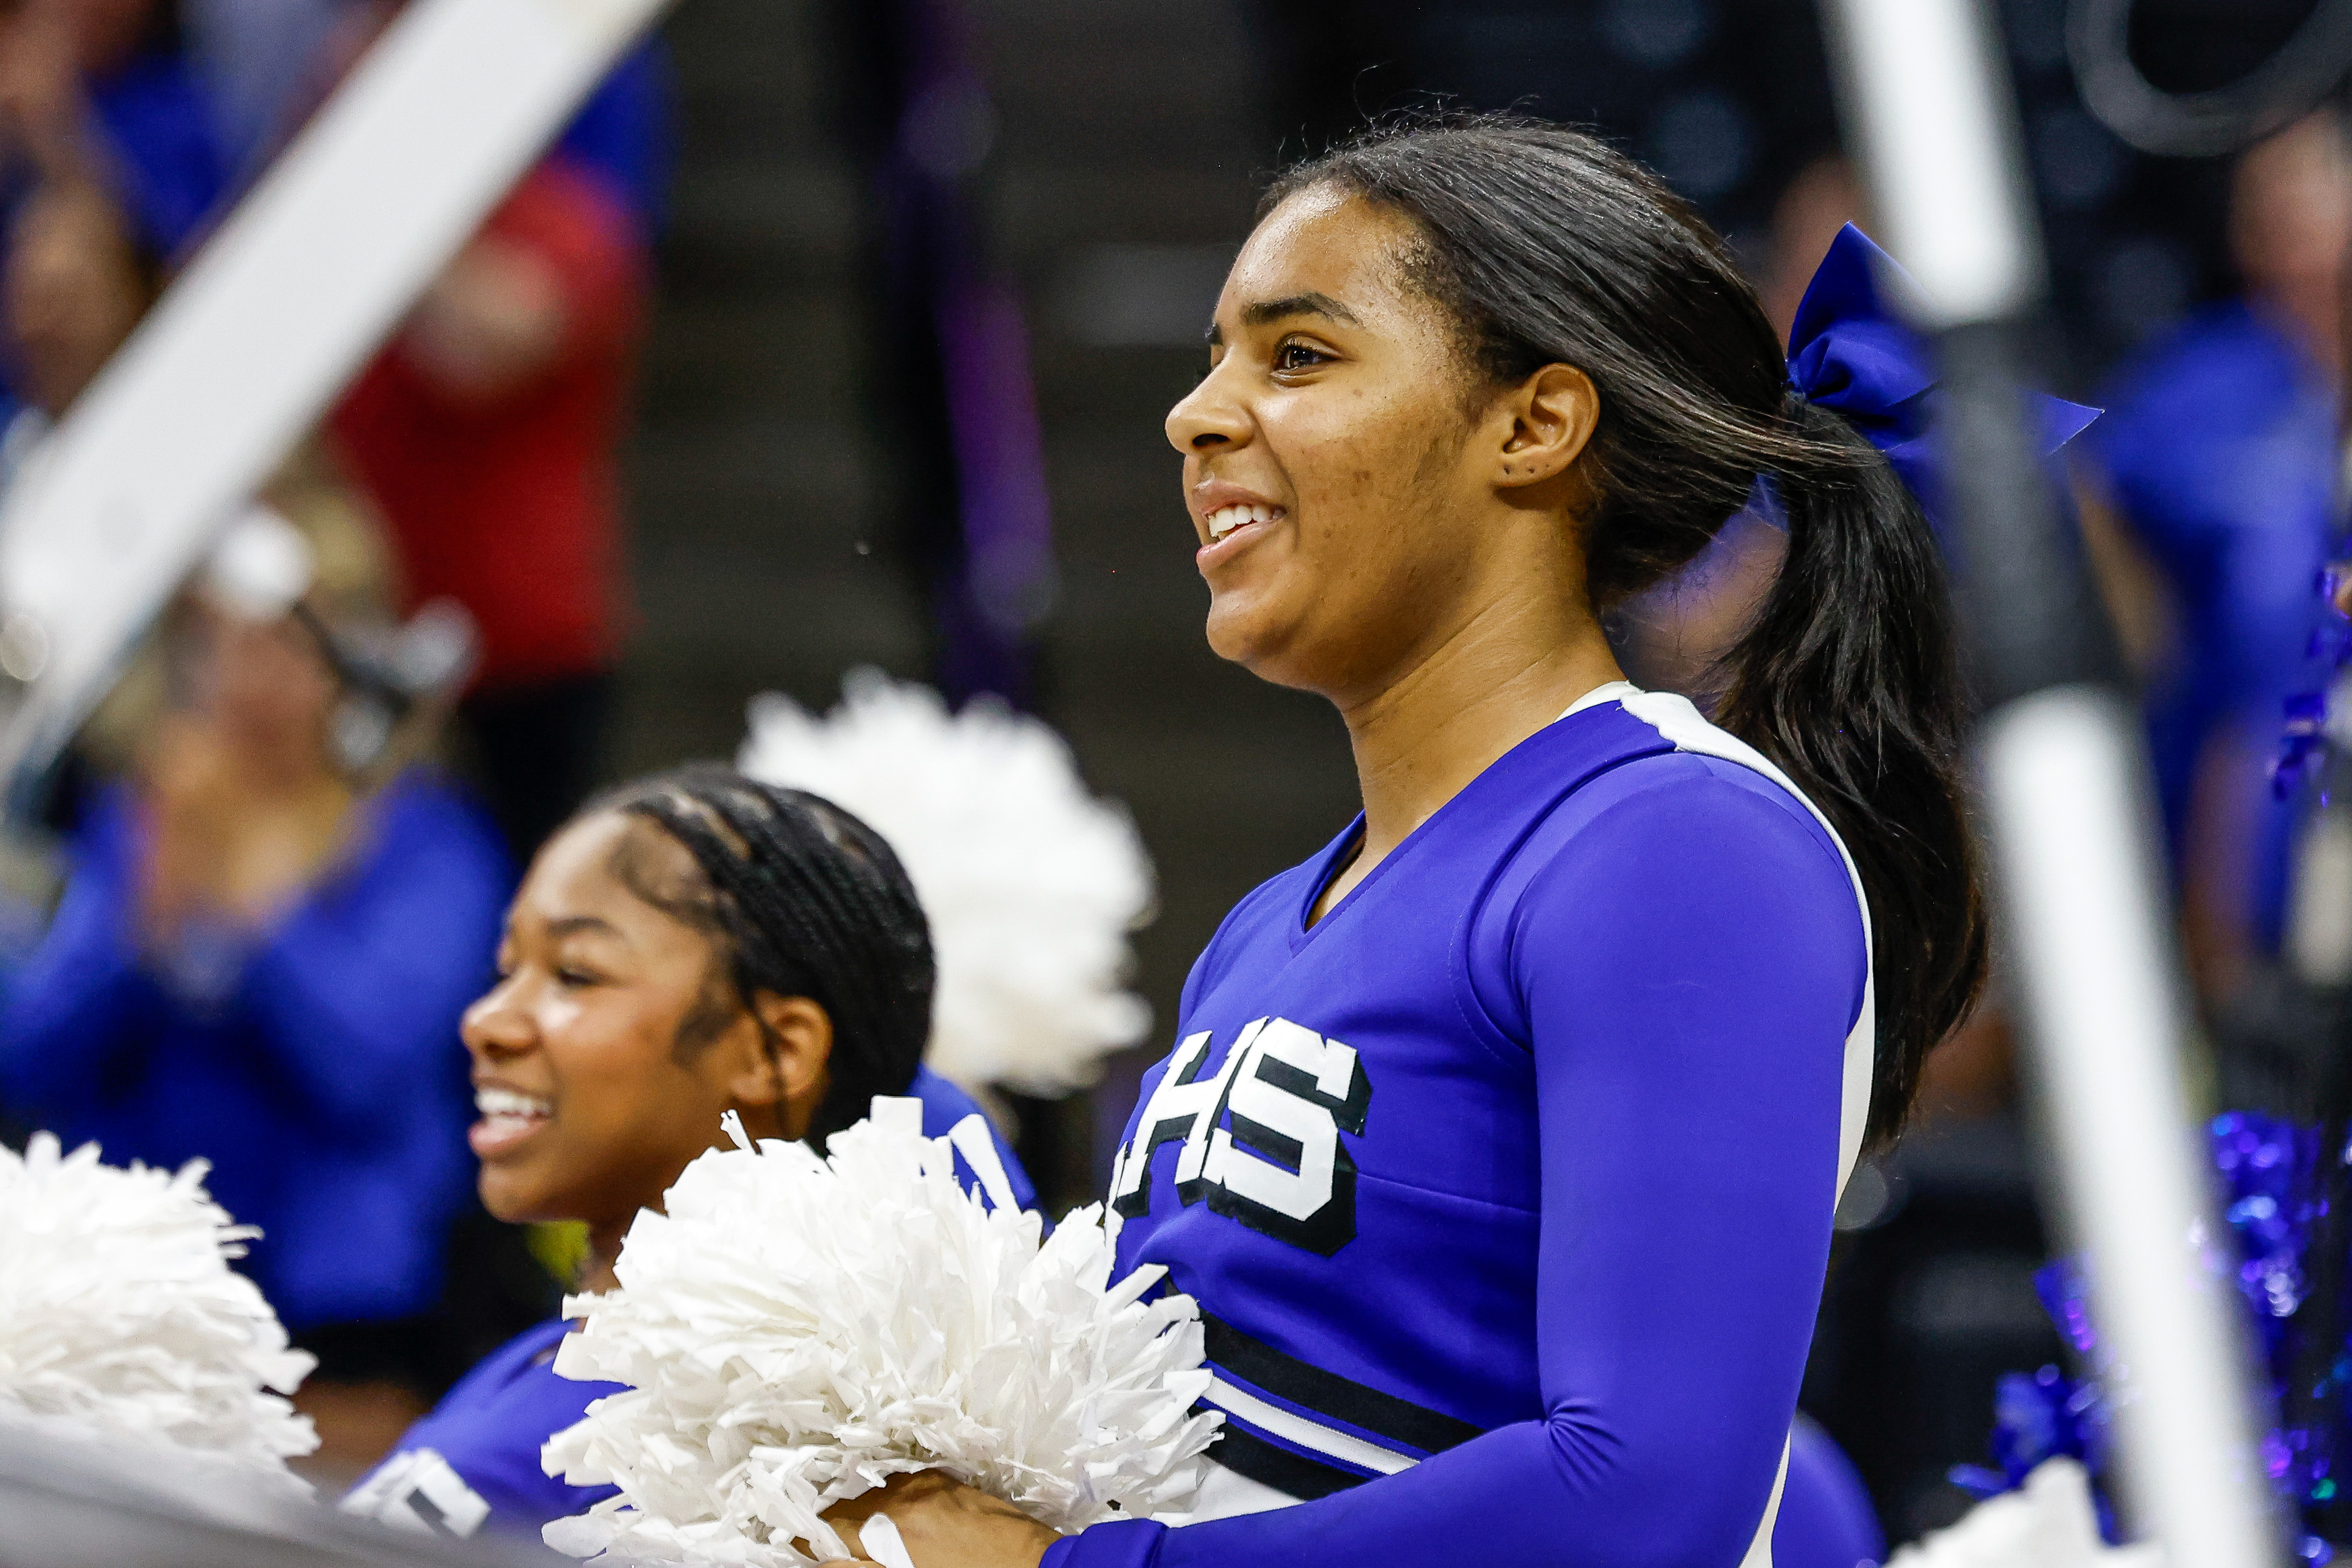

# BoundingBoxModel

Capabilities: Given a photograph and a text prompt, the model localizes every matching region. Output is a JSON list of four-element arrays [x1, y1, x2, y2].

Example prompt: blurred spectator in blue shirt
[[551, 40, 667, 243], [180, 0, 667, 234], [179, 0, 338, 178], [2082, 111, 2350, 1001], [0, 0, 226, 307], [0, 0, 222, 454], [0, 494, 512, 1475]]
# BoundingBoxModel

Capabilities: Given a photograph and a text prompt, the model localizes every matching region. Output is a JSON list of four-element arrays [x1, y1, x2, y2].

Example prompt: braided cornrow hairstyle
[[589, 763, 935, 1145]]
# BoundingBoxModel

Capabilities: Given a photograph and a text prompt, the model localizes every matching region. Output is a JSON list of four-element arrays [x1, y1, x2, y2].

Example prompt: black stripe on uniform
[[1201, 1315, 1486, 1457], [1204, 1423, 1370, 1501]]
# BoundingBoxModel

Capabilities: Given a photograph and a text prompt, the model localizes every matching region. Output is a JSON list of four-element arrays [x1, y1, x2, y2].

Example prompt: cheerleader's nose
[[1166, 358, 1252, 456], [461, 976, 536, 1061]]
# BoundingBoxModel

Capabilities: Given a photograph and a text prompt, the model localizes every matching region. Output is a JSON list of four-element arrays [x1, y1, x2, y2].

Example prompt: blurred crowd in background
[[0, 0, 2342, 1548]]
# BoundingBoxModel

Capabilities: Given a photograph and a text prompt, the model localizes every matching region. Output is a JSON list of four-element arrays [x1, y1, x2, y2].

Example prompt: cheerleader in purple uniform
[[343, 766, 1028, 1539], [820, 119, 1995, 1568]]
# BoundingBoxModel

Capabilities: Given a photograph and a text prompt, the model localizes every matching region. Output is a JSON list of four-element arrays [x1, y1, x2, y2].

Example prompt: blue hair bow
[[1785, 224, 2100, 516]]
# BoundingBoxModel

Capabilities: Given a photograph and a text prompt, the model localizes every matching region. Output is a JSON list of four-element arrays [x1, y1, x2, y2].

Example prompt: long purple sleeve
[[1070, 697, 1868, 1568]]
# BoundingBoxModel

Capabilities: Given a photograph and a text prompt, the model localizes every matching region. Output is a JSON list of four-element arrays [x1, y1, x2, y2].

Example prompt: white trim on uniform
[[1578, 681, 1877, 1568], [1737, 1437, 1795, 1568], [1203, 1377, 1420, 1477]]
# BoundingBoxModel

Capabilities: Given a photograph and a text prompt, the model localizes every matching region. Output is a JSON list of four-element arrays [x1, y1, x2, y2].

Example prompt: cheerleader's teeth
[[1205, 503, 1282, 542], [471, 1086, 553, 1159], [475, 1087, 552, 1118]]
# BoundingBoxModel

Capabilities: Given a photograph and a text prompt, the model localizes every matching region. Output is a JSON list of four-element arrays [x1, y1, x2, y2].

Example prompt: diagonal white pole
[[0, 0, 672, 792], [1821, 0, 2278, 1562]]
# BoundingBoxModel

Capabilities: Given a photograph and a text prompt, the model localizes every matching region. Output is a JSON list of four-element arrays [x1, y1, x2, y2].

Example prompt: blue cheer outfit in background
[[2089, 300, 2339, 950]]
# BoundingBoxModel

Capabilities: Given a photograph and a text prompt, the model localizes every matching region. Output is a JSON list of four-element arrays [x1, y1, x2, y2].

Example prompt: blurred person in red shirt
[[311, 3, 659, 863], [8, 0, 662, 864], [331, 147, 647, 864]]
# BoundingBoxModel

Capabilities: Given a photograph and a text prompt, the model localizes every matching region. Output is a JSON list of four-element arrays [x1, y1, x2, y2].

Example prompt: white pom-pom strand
[[1887, 1461, 2163, 1567], [738, 670, 1155, 1097], [541, 1097, 1223, 1566], [0, 1134, 318, 1481]]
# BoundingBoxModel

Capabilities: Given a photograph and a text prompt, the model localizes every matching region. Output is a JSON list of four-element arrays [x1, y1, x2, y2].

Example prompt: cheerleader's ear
[[1491, 361, 1599, 495], [735, 991, 834, 1127]]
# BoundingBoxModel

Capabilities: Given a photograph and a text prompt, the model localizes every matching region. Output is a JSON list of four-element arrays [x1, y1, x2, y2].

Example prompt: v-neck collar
[[1289, 681, 1645, 950]]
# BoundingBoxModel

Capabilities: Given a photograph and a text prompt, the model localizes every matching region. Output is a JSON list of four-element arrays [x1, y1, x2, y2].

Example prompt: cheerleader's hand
[[822, 1471, 1059, 1568]]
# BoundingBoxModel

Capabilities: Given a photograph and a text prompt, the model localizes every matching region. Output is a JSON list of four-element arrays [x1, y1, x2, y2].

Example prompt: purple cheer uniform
[[1052, 684, 1874, 1568]]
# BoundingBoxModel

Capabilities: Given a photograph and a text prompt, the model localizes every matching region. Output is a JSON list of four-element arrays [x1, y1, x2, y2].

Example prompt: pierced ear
[[1495, 363, 1599, 491]]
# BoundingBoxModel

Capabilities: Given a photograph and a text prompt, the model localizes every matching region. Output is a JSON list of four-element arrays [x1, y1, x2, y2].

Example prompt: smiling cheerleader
[[811, 116, 1990, 1568], [341, 766, 1030, 1541]]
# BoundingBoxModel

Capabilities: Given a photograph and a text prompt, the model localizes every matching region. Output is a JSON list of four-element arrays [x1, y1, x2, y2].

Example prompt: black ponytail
[[1720, 399, 1986, 1145], [1268, 117, 1984, 1147], [590, 764, 935, 1146]]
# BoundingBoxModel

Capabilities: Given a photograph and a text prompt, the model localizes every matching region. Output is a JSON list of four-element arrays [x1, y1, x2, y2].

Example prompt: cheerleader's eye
[[554, 966, 602, 989], [1273, 339, 1333, 373]]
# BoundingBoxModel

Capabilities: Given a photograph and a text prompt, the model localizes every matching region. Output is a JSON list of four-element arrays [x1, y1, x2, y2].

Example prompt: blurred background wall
[[616, 0, 1365, 1213]]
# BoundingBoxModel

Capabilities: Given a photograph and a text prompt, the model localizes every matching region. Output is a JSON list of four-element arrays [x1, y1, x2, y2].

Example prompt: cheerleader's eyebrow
[[545, 915, 624, 940], [1242, 293, 1360, 328], [1207, 292, 1364, 347]]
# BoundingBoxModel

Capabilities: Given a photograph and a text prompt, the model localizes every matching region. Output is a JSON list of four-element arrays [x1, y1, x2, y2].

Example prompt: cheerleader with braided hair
[[342, 764, 1030, 1540]]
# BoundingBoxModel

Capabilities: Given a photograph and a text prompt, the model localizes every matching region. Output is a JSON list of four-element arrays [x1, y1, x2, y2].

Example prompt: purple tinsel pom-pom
[[2275, 567, 2352, 800], [1961, 1111, 2345, 1559]]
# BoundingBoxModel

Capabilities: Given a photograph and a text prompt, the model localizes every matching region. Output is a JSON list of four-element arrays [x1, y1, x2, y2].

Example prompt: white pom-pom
[[1888, 1461, 2163, 1567], [737, 670, 1154, 1096], [541, 1099, 1223, 1565], [0, 1134, 318, 1481]]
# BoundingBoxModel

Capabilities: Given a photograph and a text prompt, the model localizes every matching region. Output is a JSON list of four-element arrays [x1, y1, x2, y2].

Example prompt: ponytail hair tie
[[1781, 224, 2101, 527]]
